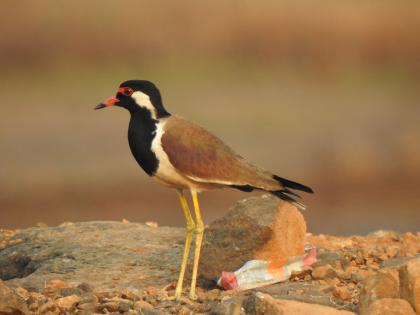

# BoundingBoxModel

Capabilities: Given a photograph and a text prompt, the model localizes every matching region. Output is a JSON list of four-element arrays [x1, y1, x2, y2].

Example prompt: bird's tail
[[270, 175, 314, 211]]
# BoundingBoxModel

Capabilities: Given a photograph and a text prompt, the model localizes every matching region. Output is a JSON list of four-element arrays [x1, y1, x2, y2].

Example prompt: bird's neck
[[127, 108, 160, 175]]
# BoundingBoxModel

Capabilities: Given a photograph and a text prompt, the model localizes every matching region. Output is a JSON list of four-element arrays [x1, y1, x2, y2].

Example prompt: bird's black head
[[95, 80, 170, 119]]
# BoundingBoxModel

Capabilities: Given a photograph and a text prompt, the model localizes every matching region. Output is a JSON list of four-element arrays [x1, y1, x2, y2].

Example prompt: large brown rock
[[199, 195, 306, 280], [245, 292, 356, 315], [400, 258, 420, 314], [0, 280, 29, 315], [0, 221, 185, 291], [364, 298, 416, 315], [359, 270, 400, 314]]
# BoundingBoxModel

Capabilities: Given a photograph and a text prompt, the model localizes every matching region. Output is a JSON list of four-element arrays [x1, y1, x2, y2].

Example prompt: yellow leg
[[189, 190, 204, 300], [174, 190, 195, 300]]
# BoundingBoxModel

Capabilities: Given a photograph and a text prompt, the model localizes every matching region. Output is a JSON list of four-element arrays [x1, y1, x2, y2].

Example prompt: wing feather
[[161, 116, 281, 191]]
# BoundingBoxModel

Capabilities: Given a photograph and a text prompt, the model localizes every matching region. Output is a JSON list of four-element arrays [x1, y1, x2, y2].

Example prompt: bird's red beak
[[94, 96, 120, 110]]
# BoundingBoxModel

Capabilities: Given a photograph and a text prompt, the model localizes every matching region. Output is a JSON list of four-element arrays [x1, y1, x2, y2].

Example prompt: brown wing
[[161, 116, 282, 191]]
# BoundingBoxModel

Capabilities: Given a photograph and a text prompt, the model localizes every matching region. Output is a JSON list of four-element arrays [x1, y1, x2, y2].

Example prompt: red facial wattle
[[94, 86, 133, 110], [103, 96, 120, 107]]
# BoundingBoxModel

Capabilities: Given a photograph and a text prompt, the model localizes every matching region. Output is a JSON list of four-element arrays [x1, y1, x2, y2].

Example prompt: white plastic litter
[[218, 247, 317, 290]]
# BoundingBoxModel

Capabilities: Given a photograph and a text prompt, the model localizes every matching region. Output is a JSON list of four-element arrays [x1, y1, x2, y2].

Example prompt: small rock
[[145, 221, 158, 228], [400, 257, 420, 314], [198, 288, 221, 301], [178, 305, 192, 315], [58, 287, 84, 297], [325, 277, 341, 287], [28, 302, 39, 313], [245, 292, 355, 315], [144, 286, 164, 297], [332, 286, 352, 301], [94, 291, 115, 301], [364, 298, 416, 315], [368, 230, 400, 239], [77, 282, 93, 293], [138, 307, 165, 315], [77, 302, 96, 311], [39, 300, 58, 313], [258, 281, 341, 309], [97, 301, 119, 312], [134, 300, 154, 309], [402, 233, 420, 257], [359, 270, 400, 314], [56, 294, 80, 311], [210, 296, 242, 315], [15, 287, 30, 300], [79, 293, 98, 305], [339, 266, 360, 281], [0, 280, 30, 315], [312, 264, 337, 280], [200, 196, 307, 280], [120, 288, 142, 301], [119, 301, 131, 312], [351, 269, 373, 282], [316, 251, 342, 268], [46, 279, 69, 289]]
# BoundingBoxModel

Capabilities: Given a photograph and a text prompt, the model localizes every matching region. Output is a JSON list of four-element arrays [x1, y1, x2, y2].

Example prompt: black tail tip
[[273, 175, 314, 194]]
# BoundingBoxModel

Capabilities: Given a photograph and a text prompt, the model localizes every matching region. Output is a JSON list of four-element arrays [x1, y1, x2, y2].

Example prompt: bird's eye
[[120, 87, 134, 96]]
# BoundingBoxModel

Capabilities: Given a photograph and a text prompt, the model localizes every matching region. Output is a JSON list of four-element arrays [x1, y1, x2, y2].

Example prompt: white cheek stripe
[[132, 91, 157, 119]]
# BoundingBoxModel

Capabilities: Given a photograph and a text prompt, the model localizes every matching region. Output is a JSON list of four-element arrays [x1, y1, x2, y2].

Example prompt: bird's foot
[[166, 295, 178, 301], [189, 293, 198, 300]]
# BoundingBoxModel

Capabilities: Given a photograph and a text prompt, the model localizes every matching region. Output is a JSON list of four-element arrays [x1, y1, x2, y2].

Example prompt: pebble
[[178, 305, 192, 315], [312, 264, 337, 280], [210, 296, 242, 315], [46, 279, 69, 289], [39, 300, 57, 313], [15, 287, 30, 300], [79, 293, 98, 304], [77, 282, 93, 293], [134, 300, 154, 309], [338, 266, 359, 280], [55, 295, 80, 311], [97, 301, 119, 312], [332, 286, 352, 301], [77, 302, 96, 311], [197, 288, 221, 301], [58, 287, 83, 297]]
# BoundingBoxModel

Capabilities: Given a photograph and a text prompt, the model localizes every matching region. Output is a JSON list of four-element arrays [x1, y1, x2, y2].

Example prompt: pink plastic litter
[[218, 247, 317, 290]]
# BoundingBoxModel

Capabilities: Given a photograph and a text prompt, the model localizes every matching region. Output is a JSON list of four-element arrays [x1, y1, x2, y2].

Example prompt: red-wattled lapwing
[[95, 80, 313, 300]]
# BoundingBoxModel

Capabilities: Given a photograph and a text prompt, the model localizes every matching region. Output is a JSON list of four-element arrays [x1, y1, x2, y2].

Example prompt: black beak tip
[[94, 103, 106, 110]]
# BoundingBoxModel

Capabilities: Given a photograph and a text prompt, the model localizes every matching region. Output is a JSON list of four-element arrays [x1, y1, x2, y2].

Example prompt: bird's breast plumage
[[150, 118, 201, 189], [127, 110, 159, 176]]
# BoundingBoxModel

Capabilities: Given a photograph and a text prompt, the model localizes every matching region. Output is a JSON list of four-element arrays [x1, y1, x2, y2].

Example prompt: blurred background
[[1, 1, 419, 235]]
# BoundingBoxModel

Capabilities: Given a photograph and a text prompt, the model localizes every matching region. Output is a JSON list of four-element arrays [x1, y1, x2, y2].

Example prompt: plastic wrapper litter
[[218, 247, 317, 290]]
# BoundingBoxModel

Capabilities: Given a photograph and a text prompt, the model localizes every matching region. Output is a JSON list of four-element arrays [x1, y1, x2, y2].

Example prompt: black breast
[[127, 109, 159, 176]]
